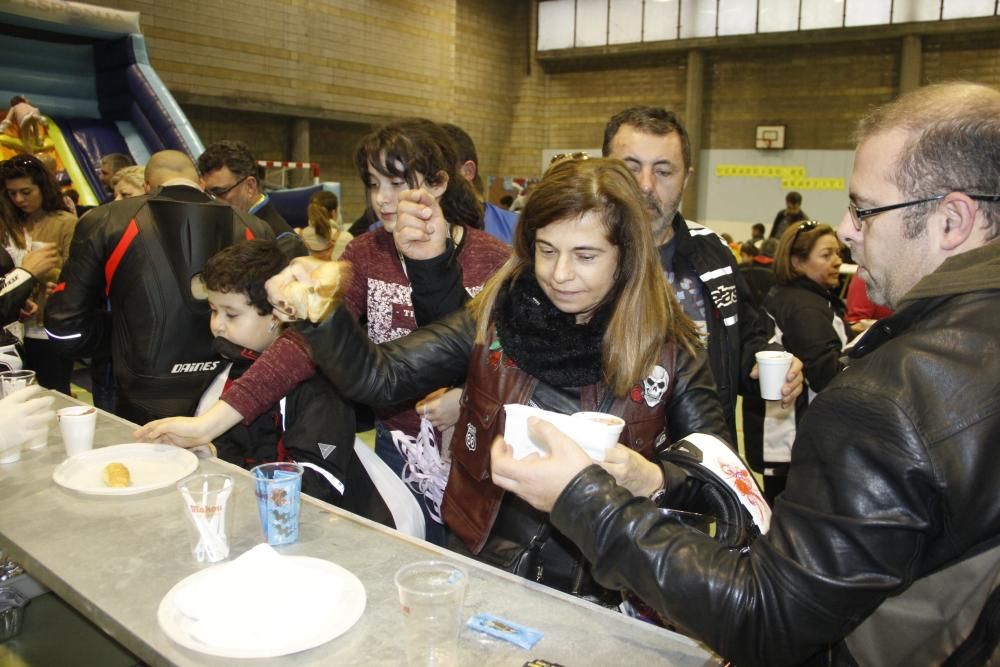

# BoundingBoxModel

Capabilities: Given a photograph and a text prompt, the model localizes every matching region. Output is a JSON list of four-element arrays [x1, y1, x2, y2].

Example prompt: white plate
[[157, 555, 366, 658], [52, 443, 199, 496]]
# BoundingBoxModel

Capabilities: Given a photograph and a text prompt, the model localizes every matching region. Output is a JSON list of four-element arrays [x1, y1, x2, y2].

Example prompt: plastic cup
[[177, 474, 235, 564], [251, 462, 304, 546], [0, 442, 20, 465], [0, 370, 35, 397], [395, 561, 468, 667], [571, 411, 626, 460], [1, 371, 47, 452], [755, 350, 793, 401], [57, 406, 97, 457]]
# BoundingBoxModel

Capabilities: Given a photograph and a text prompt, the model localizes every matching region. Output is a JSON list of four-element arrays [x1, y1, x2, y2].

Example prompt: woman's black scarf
[[493, 271, 613, 387]]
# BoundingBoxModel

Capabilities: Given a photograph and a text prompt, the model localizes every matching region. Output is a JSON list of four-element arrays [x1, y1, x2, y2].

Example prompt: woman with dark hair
[[139, 158, 731, 595], [745, 221, 850, 503], [0, 155, 76, 392]]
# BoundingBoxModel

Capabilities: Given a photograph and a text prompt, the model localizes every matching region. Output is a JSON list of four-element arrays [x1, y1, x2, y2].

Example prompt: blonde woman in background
[[299, 190, 352, 260], [111, 165, 145, 200]]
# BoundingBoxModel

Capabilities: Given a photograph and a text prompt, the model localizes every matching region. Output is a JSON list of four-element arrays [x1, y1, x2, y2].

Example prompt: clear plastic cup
[[395, 561, 468, 667], [1, 371, 46, 451], [177, 474, 235, 564]]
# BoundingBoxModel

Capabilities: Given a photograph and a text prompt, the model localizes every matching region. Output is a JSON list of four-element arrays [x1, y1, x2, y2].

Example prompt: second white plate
[[157, 554, 366, 658]]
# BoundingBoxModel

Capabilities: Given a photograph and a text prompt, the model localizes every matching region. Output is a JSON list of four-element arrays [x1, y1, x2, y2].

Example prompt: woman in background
[[745, 221, 849, 503], [0, 155, 76, 392], [111, 165, 145, 200], [299, 190, 352, 260]]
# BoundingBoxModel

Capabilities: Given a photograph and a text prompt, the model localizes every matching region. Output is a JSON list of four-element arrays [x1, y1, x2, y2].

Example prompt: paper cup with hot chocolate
[[571, 411, 626, 461]]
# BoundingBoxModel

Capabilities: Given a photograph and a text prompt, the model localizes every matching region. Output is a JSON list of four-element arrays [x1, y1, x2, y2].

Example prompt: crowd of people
[[2, 81, 999, 665]]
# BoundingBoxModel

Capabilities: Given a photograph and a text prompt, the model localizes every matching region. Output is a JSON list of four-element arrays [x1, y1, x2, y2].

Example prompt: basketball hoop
[[754, 125, 786, 150]]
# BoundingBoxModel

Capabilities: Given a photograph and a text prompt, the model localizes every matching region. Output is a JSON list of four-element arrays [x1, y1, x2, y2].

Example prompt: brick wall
[[81, 1, 1000, 205], [704, 42, 899, 150]]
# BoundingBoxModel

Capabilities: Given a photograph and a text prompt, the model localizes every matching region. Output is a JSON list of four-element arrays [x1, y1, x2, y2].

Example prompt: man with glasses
[[491, 82, 1000, 665], [602, 106, 803, 446], [197, 140, 305, 259], [46, 150, 276, 424]]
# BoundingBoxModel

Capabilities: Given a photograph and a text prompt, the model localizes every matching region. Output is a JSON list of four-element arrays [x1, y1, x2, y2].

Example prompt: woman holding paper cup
[[139, 158, 732, 596], [744, 221, 851, 502]]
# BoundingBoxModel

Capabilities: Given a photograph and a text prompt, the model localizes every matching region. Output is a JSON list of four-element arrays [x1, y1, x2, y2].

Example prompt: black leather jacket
[[45, 185, 274, 423], [300, 306, 725, 439], [669, 215, 772, 443], [549, 241, 1000, 666], [0, 248, 36, 327]]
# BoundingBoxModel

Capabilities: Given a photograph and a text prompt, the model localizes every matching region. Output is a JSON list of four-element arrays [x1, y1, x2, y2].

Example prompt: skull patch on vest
[[642, 365, 669, 407]]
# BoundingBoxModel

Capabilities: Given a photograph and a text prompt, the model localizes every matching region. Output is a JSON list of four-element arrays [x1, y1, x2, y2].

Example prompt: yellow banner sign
[[781, 177, 845, 191], [715, 164, 806, 178]]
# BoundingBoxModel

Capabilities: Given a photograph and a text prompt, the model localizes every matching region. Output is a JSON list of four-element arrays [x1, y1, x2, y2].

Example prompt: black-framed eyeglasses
[[206, 175, 249, 199], [791, 220, 818, 247], [847, 193, 1000, 231]]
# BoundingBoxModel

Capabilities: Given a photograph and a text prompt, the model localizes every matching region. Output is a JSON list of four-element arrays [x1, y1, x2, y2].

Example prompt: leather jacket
[[669, 215, 772, 443], [549, 241, 1000, 666], [443, 325, 684, 553], [300, 303, 729, 518], [45, 185, 274, 423]]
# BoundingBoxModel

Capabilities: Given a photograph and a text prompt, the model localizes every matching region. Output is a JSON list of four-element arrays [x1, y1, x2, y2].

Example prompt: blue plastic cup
[[251, 462, 304, 546]]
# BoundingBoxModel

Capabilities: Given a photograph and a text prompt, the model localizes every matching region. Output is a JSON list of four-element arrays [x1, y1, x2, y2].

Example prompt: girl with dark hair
[[0, 155, 76, 392], [338, 118, 507, 544]]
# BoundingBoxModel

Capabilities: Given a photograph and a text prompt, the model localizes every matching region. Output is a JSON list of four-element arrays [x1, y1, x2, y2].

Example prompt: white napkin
[[172, 544, 343, 651], [503, 404, 620, 461]]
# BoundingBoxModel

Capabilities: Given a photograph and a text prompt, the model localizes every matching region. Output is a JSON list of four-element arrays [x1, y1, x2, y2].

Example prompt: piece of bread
[[280, 261, 347, 323], [103, 462, 131, 488]]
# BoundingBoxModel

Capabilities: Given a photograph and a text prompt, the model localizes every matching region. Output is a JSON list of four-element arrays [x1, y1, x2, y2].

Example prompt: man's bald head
[[145, 151, 199, 189]]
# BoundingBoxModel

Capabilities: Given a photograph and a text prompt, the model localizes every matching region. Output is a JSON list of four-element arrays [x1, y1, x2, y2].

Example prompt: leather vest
[[442, 325, 677, 553]]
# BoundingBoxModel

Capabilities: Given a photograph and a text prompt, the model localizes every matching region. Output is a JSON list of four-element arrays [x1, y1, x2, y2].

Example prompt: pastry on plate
[[103, 462, 131, 488]]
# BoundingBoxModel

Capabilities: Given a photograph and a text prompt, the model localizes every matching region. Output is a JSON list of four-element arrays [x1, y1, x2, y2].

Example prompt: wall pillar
[[290, 118, 311, 187], [683, 49, 704, 221], [899, 34, 923, 94]]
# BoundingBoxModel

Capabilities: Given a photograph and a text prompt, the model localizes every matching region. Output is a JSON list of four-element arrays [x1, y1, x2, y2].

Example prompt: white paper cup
[[756, 351, 793, 401], [571, 411, 626, 460], [57, 406, 98, 457], [29, 241, 54, 252]]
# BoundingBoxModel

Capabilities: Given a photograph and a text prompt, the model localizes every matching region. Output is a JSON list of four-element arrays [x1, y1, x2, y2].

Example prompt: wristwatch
[[649, 469, 667, 505]]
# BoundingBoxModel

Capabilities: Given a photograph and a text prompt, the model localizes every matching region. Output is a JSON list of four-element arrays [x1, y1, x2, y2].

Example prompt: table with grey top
[[0, 391, 720, 666]]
